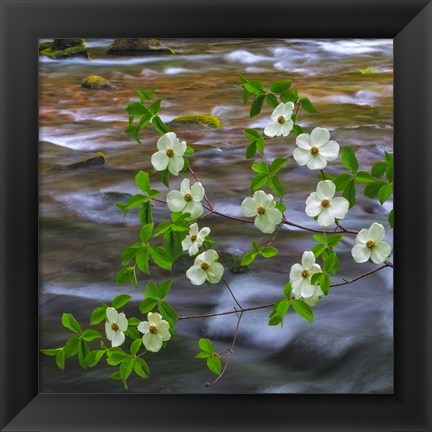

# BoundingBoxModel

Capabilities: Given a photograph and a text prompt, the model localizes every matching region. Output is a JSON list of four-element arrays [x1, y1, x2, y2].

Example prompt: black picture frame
[[1, 0, 431, 431]]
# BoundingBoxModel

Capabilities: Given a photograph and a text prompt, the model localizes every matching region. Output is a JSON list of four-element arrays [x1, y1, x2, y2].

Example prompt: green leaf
[[310, 272, 323, 285], [250, 94, 265, 117], [385, 164, 393, 183], [327, 234, 343, 247], [266, 93, 279, 108], [140, 223, 154, 243], [270, 157, 288, 173], [275, 201, 286, 213], [300, 97, 319, 113], [293, 300, 314, 322], [251, 241, 260, 252], [251, 161, 269, 174], [84, 350, 105, 368], [158, 300, 177, 325], [112, 294, 132, 309], [311, 244, 326, 257], [106, 350, 129, 366], [207, 354, 222, 375], [242, 87, 250, 104], [157, 279, 173, 299], [319, 274, 331, 295], [268, 176, 285, 198], [144, 281, 159, 299], [243, 80, 266, 95], [133, 358, 149, 379], [119, 357, 134, 382], [364, 181, 387, 199], [388, 209, 394, 228], [341, 147, 359, 173], [332, 173, 352, 191], [312, 233, 327, 243], [161, 169, 170, 188], [149, 99, 162, 115], [283, 282, 292, 298], [77, 339, 90, 369], [90, 305, 107, 325], [199, 338, 214, 354], [371, 161, 388, 178], [241, 251, 257, 266], [149, 246, 172, 270], [271, 81, 291, 93], [136, 248, 150, 274], [130, 339, 142, 356], [276, 298, 290, 316], [196, 351, 210, 359], [115, 266, 138, 288], [355, 171, 375, 183], [378, 184, 393, 204], [251, 173, 269, 191], [55, 350, 65, 370], [135, 171, 151, 194], [343, 179, 356, 208], [243, 128, 261, 141], [154, 221, 172, 237], [256, 138, 265, 153], [41, 348, 61, 357], [260, 246, 279, 258], [280, 89, 297, 103], [126, 102, 150, 116], [137, 89, 154, 101], [163, 230, 183, 262], [82, 329, 102, 342], [61, 313, 82, 334], [152, 116, 170, 134], [140, 201, 154, 227], [139, 298, 159, 314], [246, 141, 257, 159], [63, 336, 80, 357], [292, 124, 303, 136], [128, 317, 140, 326]]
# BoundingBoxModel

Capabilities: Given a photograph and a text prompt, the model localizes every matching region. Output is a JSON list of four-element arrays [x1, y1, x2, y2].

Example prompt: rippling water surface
[[39, 38, 393, 393]]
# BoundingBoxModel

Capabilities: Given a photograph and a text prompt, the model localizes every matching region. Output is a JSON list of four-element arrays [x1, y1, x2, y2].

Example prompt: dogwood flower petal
[[186, 266, 208, 285], [328, 197, 349, 219], [264, 122, 283, 138], [319, 141, 339, 160], [316, 180, 336, 200], [311, 127, 331, 147], [351, 223, 391, 264], [351, 244, 371, 263], [143, 333, 163, 353], [180, 178, 191, 194], [168, 155, 184, 175], [317, 208, 334, 227], [156, 133, 173, 151], [191, 182, 205, 201], [166, 190, 186, 212], [151, 151, 170, 171], [206, 262, 224, 283], [184, 201, 203, 219], [296, 133, 313, 150], [369, 222, 385, 241], [106, 307, 118, 323], [117, 313, 128, 332], [172, 138, 187, 156], [255, 215, 275, 234], [301, 251, 316, 269], [293, 148, 312, 166], [111, 331, 125, 348], [306, 154, 328, 170], [370, 242, 392, 263]]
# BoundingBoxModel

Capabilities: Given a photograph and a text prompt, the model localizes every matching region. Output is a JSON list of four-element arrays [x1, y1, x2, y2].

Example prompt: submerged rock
[[82, 75, 116, 90], [39, 39, 88, 60], [170, 114, 222, 128], [68, 152, 106, 169], [107, 38, 174, 55]]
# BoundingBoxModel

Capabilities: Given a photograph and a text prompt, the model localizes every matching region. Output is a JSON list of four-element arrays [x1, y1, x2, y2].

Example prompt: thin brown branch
[[206, 311, 244, 387], [221, 277, 243, 310]]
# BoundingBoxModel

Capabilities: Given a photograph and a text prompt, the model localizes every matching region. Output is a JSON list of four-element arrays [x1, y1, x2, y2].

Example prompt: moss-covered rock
[[171, 114, 222, 128], [107, 38, 174, 55], [219, 252, 250, 274], [82, 75, 116, 90], [353, 67, 381, 74], [39, 39, 88, 60], [68, 152, 106, 169]]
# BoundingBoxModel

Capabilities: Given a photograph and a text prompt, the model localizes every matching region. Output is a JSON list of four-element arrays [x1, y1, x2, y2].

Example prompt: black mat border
[[1, 0, 431, 431]]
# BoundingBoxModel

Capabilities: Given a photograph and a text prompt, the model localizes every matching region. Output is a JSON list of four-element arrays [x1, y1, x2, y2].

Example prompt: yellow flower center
[[301, 269, 309, 278], [184, 193, 193, 202], [201, 262, 209, 270], [257, 206, 266, 215], [149, 325, 158, 334], [310, 146, 319, 156], [366, 240, 376, 249], [277, 116, 285, 124], [166, 148, 174, 158], [111, 323, 119, 331], [321, 199, 330, 208], [191, 234, 197, 242]]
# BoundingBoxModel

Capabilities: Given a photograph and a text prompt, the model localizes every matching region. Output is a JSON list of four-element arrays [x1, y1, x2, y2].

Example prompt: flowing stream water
[[39, 38, 393, 393]]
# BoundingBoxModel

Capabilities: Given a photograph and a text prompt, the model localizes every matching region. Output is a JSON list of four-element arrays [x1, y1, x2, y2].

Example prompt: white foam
[[224, 49, 271, 64]]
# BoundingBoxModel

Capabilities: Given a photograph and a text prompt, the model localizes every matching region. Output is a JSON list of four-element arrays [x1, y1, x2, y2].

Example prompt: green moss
[[82, 75, 114, 90], [40, 41, 88, 59], [171, 114, 222, 128], [353, 67, 381, 75]]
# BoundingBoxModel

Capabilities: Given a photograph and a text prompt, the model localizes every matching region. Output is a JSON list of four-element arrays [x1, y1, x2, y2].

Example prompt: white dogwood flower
[[182, 223, 210, 256], [186, 249, 224, 285], [138, 312, 171, 353], [289, 251, 322, 300], [166, 178, 205, 219], [351, 222, 392, 264], [241, 190, 283, 234], [151, 132, 186, 176], [293, 127, 339, 170], [305, 180, 349, 227], [264, 102, 294, 138], [105, 307, 128, 348]]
